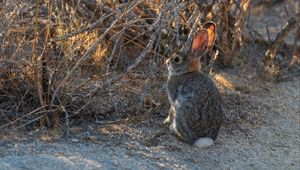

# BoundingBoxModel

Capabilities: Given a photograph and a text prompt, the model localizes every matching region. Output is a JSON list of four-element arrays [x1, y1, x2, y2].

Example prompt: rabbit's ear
[[191, 28, 209, 58], [203, 21, 216, 50]]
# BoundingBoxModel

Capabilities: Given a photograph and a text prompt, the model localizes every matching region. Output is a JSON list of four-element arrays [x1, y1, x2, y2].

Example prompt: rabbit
[[164, 21, 223, 148]]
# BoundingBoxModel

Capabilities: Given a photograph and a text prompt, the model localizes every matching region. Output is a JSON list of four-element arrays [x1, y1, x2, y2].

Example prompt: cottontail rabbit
[[164, 21, 223, 148]]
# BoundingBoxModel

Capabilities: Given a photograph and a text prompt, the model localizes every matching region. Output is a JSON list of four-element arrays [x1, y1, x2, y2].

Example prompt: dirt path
[[0, 1, 299, 169], [0, 69, 299, 170]]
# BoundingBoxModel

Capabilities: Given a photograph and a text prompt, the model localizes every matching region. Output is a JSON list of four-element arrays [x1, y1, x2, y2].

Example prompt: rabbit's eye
[[174, 56, 181, 63]]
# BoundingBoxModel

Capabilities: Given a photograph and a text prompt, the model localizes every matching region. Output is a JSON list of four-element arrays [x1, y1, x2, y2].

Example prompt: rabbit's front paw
[[169, 121, 177, 134], [164, 116, 172, 124], [164, 108, 174, 124]]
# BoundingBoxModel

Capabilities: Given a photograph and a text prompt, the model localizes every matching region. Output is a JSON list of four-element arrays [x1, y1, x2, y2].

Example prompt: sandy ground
[[0, 1, 299, 170], [0, 67, 299, 170]]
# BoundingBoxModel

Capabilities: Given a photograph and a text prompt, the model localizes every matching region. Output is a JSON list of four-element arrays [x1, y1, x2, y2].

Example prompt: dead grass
[[0, 0, 298, 131]]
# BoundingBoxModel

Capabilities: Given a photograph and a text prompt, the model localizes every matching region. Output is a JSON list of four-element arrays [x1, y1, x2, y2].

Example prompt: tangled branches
[[0, 0, 298, 129]]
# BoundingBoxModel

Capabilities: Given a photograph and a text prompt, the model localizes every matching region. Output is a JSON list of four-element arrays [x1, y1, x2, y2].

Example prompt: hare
[[164, 21, 223, 148]]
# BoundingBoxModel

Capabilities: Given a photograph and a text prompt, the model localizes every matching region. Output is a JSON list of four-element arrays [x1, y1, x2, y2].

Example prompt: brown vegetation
[[0, 0, 299, 130]]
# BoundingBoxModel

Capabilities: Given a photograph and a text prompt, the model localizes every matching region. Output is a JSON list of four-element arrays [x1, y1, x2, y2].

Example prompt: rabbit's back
[[166, 72, 223, 143]]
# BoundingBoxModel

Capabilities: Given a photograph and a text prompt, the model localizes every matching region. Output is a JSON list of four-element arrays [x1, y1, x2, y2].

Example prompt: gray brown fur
[[164, 22, 223, 145]]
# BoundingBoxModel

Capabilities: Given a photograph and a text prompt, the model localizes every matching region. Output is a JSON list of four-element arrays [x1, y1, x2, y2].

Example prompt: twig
[[230, 0, 250, 54], [287, 27, 300, 69], [174, 0, 180, 46], [52, 13, 114, 41], [0, 106, 47, 128], [32, 0, 44, 107], [180, 5, 200, 53], [264, 17, 297, 81], [264, 18, 297, 63], [95, 119, 124, 124], [54, 95, 70, 136], [265, 19, 272, 42], [284, 4, 289, 18]]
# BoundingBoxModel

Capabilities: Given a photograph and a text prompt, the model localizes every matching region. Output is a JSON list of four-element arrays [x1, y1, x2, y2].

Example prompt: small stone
[[71, 138, 79, 143]]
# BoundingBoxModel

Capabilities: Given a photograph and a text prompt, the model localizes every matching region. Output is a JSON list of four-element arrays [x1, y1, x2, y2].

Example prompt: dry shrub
[[0, 0, 298, 130], [0, 0, 167, 129]]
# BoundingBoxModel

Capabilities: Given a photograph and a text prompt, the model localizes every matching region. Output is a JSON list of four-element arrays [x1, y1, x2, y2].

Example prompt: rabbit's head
[[166, 21, 216, 75]]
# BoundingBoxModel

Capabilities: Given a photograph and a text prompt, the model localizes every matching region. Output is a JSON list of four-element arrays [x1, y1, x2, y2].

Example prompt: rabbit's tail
[[194, 137, 214, 148]]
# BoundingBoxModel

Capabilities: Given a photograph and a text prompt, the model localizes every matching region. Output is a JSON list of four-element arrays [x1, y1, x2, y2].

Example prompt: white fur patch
[[194, 137, 214, 148], [170, 121, 184, 139], [170, 121, 177, 133]]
